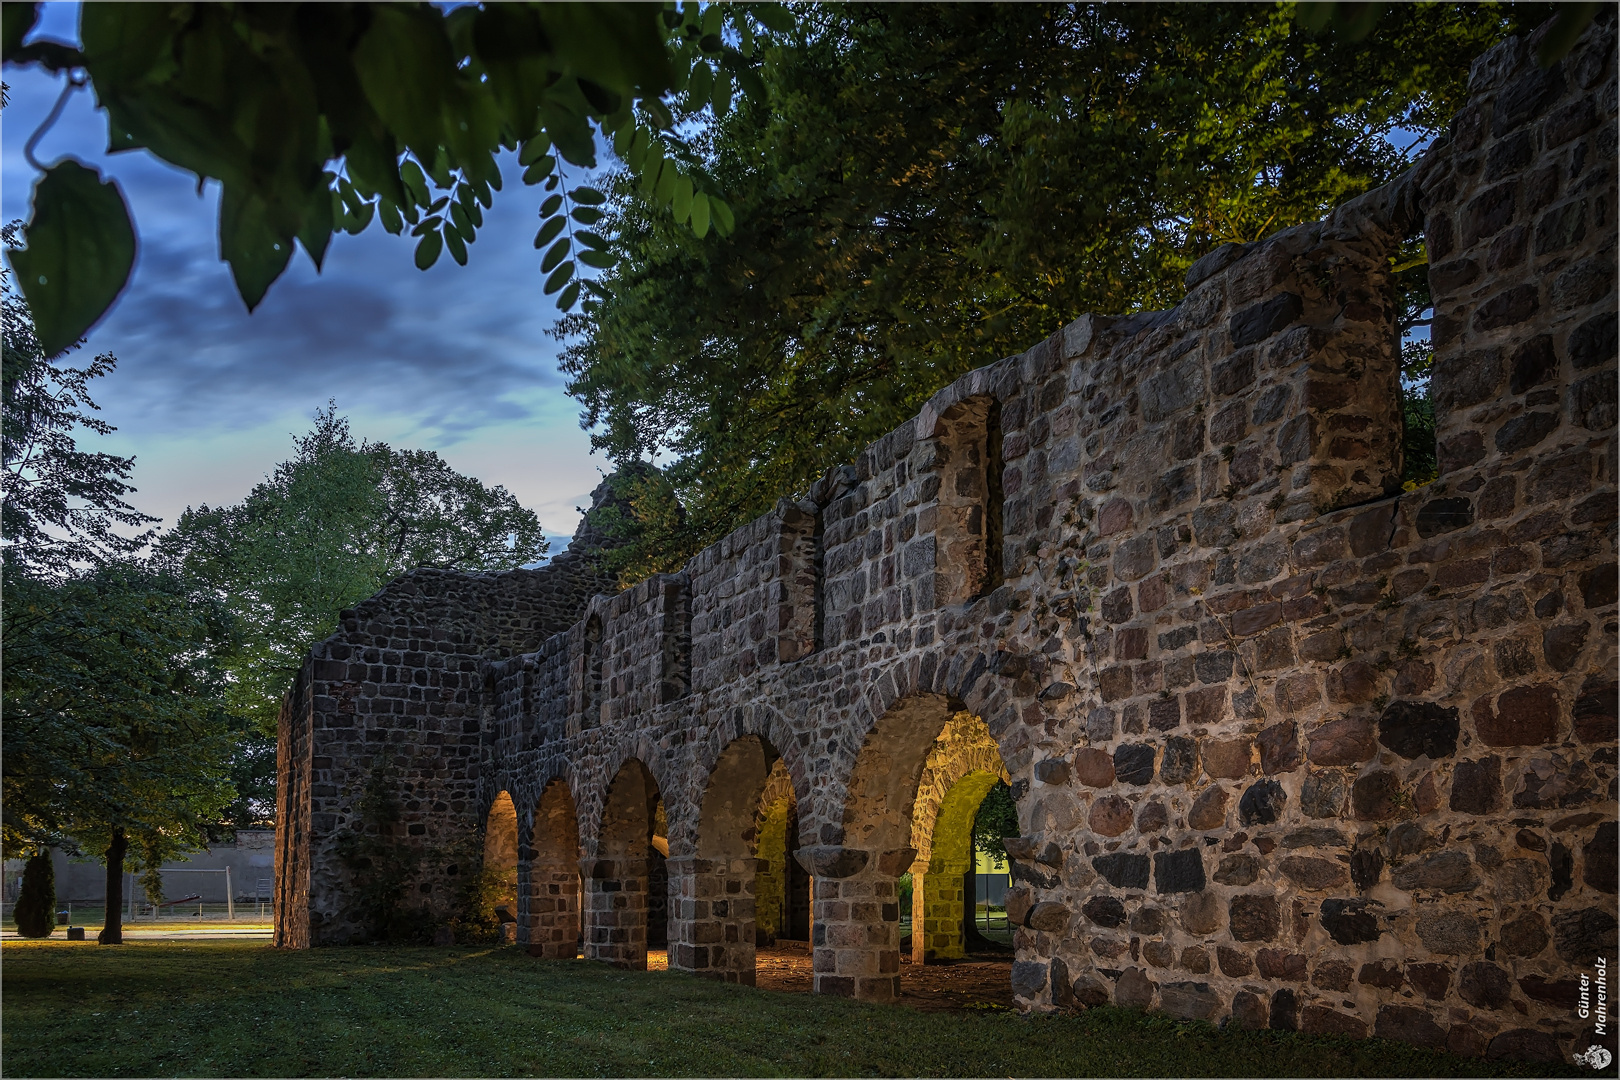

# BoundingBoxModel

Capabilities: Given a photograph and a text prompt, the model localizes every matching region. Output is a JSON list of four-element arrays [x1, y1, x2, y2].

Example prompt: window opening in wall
[[658, 580, 691, 702], [582, 614, 604, 728], [982, 398, 1004, 595], [934, 396, 1005, 605], [1395, 232, 1437, 490], [777, 503, 820, 662], [812, 508, 826, 653]]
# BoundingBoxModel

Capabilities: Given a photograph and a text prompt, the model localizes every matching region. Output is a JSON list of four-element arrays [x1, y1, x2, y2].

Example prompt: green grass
[[0, 941, 1580, 1078]]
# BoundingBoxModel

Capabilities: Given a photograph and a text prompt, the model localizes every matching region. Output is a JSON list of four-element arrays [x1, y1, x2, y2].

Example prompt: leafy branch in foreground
[[1, 1, 790, 356]]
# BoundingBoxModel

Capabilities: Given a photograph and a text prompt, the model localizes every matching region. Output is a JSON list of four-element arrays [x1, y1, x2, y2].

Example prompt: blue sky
[[3, 4, 608, 546]]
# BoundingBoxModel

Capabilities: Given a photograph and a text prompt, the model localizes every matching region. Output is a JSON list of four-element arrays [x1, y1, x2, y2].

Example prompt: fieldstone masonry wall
[[278, 20, 1617, 1064]]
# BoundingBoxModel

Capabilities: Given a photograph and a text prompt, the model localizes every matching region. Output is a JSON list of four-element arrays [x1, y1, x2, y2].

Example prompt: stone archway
[[527, 778, 581, 959], [754, 760, 809, 945], [905, 711, 1011, 963], [587, 758, 662, 969], [484, 791, 520, 939], [809, 692, 966, 1001], [675, 734, 781, 983]]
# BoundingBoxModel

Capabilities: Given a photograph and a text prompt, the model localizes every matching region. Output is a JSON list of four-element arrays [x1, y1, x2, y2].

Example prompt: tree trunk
[[99, 828, 126, 945]]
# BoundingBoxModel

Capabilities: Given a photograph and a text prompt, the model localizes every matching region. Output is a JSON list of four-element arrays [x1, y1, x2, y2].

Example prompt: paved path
[[2, 925, 272, 942]]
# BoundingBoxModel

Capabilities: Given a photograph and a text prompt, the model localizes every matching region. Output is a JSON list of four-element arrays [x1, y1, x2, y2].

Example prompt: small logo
[[1574, 1044, 1613, 1070]]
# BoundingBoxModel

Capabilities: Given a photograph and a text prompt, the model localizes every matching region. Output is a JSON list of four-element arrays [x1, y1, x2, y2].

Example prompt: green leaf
[[444, 224, 468, 266], [699, 33, 723, 54], [519, 135, 552, 167], [10, 161, 136, 357], [576, 229, 610, 250], [344, 199, 375, 236], [578, 248, 616, 270], [713, 70, 733, 118], [543, 259, 574, 294], [338, 177, 365, 217], [638, 141, 665, 192], [671, 174, 693, 224], [557, 280, 581, 312], [753, 3, 794, 32], [687, 61, 713, 111], [219, 183, 296, 312], [462, 189, 484, 229], [645, 98, 674, 130], [523, 156, 556, 185], [400, 160, 431, 206], [571, 206, 604, 225], [427, 196, 450, 214], [541, 236, 570, 273], [298, 181, 334, 271], [450, 200, 474, 241], [411, 215, 443, 237], [690, 192, 711, 238], [534, 216, 567, 248], [379, 200, 404, 236], [541, 193, 564, 217], [709, 196, 735, 236], [701, 5, 723, 37], [414, 230, 443, 270], [654, 158, 678, 204], [736, 66, 767, 105], [570, 186, 606, 206], [352, 6, 454, 162], [626, 126, 650, 170]]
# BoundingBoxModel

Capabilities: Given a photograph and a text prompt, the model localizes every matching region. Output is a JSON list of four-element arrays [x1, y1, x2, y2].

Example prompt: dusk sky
[[3, 3, 610, 548]]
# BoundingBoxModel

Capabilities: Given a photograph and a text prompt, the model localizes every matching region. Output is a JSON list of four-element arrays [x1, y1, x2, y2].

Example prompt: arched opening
[[677, 734, 790, 984], [527, 779, 581, 959], [484, 791, 519, 942], [819, 693, 1015, 1002], [932, 395, 1004, 605], [587, 758, 664, 969], [814, 692, 959, 1001], [755, 760, 810, 945], [904, 711, 1012, 964]]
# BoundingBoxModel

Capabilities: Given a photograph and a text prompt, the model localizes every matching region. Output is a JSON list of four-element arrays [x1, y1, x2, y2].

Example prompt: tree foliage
[[562, 3, 1541, 578], [2, 561, 240, 864], [1, 1, 789, 356], [14, 850, 56, 938], [157, 405, 548, 733], [972, 780, 1020, 863], [2, 275, 241, 940]]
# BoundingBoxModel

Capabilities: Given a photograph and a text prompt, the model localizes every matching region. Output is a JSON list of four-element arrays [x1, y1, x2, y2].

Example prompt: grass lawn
[[0, 941, 1580, 1078]]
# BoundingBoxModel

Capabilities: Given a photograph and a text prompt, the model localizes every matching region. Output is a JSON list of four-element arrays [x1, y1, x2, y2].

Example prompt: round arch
[[483, 790, 519, 927], [527, 777, 581, 959]]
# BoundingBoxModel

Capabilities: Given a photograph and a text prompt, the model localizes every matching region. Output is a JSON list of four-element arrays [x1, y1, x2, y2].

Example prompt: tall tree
[[158, 406, 549, 733], [3, 263, 239, 943], [561, 2, 1538, 578], [3, 563, 238, 943]]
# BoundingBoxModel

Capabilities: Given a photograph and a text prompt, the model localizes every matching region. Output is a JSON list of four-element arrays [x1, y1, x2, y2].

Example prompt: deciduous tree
[[561, 3, 1536, 576], [158, 406, 549, 732]]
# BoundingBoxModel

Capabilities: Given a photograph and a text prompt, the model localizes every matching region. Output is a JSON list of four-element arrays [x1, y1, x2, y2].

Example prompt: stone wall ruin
[[277, 21, 1618, 1065]]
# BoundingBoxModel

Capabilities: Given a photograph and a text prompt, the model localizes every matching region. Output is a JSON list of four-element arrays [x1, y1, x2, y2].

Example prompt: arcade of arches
[[280, 28, 1614, 1056], [480, 697, 1015, 999]]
